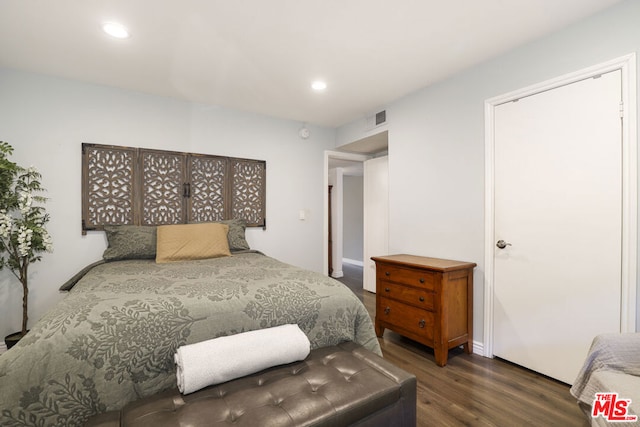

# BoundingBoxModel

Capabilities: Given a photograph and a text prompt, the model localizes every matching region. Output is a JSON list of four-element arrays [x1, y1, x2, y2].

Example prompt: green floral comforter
[[0, 252, 380, 426]]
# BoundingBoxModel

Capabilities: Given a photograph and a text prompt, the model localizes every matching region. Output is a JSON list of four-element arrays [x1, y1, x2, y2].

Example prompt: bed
[[0, 223, 380, 427], [571, 333, 640, 426]]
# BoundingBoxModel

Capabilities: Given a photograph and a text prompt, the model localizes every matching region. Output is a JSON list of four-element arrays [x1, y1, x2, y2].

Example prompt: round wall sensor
[[299, 126, 310, 139]]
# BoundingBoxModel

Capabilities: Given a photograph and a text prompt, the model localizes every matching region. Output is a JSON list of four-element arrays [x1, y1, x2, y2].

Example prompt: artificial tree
[[0, 141, 52, 339]]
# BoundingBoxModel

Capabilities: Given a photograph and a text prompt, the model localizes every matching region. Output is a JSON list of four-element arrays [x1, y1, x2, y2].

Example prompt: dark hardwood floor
[[336, 263, 590, 427]]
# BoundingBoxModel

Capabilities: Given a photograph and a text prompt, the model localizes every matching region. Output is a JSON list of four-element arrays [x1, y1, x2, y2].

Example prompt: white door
[[493, 70, 622, 384], [363, 156, 389, 292]]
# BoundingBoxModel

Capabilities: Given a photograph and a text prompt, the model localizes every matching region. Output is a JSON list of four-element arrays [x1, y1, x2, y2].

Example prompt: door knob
[[496, 240, 512, 249]]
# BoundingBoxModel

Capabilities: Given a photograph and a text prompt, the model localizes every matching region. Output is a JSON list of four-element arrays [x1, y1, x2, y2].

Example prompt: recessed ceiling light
[[102, 22, 130, 39], [311, 80, 327, 91]]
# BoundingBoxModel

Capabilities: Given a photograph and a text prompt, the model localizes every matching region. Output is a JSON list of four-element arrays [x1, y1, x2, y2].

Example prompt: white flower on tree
[[18, 192, 33, 216], [0, 210, 12, 240], [17, 226, 33, 257], [41, 229, 53, 253]]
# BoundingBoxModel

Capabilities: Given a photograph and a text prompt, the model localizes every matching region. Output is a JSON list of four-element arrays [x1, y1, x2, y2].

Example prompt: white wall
[[0, 69, 335, 338], [337, 0, 640, 339], [343, 175, 363, 263]]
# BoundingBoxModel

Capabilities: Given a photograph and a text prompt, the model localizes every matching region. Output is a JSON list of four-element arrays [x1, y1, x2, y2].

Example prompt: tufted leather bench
[[86, 341, 416, 426]]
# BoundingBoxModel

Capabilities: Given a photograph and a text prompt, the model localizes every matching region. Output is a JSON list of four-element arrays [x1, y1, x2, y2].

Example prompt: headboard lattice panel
[[189, 156, 226, 223], [84, 145, 136, 227], [81, 143, 266, 234]]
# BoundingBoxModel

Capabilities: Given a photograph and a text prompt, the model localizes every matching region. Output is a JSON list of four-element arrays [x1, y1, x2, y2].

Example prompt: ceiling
[[338, 131, 389, 155], [328, 158, 365, 177], [327, 131, 389, 174], [0, 0, 623, 128]]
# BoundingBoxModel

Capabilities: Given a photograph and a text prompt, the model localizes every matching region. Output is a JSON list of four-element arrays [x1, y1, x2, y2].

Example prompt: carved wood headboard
[[81, 143, 266, 234]]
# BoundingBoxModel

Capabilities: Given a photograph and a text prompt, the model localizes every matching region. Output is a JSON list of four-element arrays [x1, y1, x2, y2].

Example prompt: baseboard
[[342, 258, 364, 267], [0, 342, 7, 355], [331, 270, 344, 278], [473, 340, 484, 356]]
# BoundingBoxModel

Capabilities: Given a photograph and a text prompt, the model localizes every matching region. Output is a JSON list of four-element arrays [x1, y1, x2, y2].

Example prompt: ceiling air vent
[[375, 110, 386, 126]]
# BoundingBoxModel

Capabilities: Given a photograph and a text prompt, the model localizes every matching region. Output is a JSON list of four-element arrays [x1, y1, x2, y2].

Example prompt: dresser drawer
[[378, 282, 434, 310], [377, 297, 434, 341], [376, 264, 435, 290]]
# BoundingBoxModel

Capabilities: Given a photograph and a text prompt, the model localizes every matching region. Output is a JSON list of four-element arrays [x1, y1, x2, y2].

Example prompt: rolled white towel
[[174, 324, 311, 394]]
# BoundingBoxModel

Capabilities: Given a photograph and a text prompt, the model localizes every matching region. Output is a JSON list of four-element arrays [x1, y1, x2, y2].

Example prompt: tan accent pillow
[[156, 223, 231, 263]]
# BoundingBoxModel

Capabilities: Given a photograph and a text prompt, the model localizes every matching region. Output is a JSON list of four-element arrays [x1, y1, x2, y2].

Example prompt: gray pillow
[[219, 218, 250, 251], [103, 225, 157, 261]]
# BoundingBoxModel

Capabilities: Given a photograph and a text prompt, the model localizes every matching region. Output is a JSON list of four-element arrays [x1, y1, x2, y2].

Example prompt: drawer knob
[[384, 306, 391, 315], [419, 278, 425, 284], [419, 319, 426, 328], [385, 271, 390, 277], [419, 296, 425, 302], [385, 287, 390, 292]]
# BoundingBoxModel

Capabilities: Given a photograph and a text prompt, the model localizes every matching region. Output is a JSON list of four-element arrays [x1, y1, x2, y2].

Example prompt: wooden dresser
[[372, 254, 476, 366]]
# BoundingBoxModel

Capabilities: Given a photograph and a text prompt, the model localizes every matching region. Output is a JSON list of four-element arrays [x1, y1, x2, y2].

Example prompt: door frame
[[483, 54, 638, 358], [323, 150, 369, 276]]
